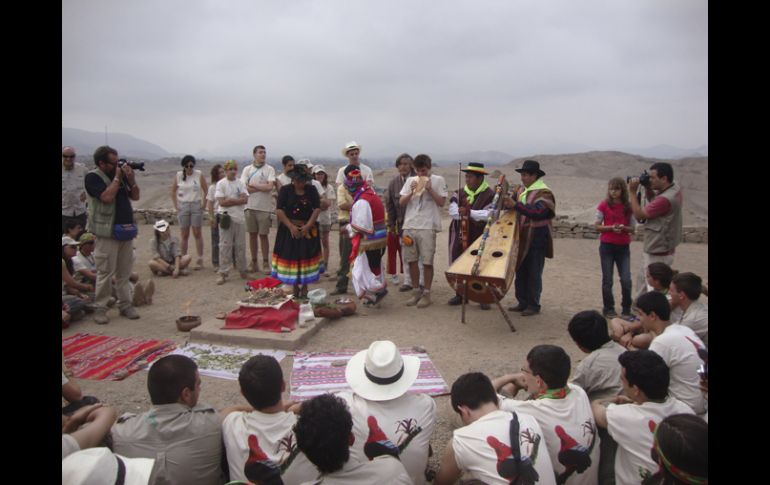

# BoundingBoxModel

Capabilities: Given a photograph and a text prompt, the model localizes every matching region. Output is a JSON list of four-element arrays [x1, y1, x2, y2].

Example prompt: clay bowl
[[334, 298, 357, 316], [176, 315, 202, 332]]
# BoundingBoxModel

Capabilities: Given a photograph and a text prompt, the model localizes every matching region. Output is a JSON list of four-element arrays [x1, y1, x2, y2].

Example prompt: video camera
[[118, 158, 145, 172], [627, 170, 651, 189]]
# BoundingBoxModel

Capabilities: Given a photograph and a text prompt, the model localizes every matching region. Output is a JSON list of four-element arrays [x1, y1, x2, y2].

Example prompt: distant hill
[[62, 128, 170, 160]]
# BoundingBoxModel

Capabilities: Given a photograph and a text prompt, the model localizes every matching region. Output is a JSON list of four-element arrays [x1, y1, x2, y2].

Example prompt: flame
[[183, 300, 193, 318]]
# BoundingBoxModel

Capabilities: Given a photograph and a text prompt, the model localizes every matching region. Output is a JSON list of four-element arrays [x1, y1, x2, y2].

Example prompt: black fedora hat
[[514, 160, 545, 177], [287, 165, 313, 183], [460, 162, 488, 175]]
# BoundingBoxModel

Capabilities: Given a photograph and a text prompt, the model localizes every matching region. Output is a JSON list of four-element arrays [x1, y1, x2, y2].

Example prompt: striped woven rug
[[62, 333, 176, 381], [290, 349, 449, 402]]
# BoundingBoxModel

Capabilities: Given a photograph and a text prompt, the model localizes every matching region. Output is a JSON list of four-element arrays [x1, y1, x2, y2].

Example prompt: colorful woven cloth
[[290, 349, 449, 402], [62, 333, 176, 381]]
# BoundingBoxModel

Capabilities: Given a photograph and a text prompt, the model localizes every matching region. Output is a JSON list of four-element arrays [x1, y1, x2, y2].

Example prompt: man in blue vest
[[84, 146, 141, 324], [628, 162, 683, 299]]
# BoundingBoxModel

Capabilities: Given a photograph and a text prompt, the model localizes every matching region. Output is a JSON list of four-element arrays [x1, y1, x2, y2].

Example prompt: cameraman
[[84, 146, 141, 324], [628, 162, 683, 299]]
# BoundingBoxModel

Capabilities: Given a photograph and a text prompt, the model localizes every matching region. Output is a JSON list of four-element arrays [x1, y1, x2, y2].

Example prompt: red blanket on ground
[[223, 300, 298, 332], [62, 333, 176, 381]]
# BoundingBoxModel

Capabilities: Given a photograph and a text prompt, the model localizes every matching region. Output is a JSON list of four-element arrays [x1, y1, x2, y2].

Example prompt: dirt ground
[[62, 213, 707, 475]]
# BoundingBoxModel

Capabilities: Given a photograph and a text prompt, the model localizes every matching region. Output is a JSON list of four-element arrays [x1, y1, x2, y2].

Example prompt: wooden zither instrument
[[445, 175, 519, 331]]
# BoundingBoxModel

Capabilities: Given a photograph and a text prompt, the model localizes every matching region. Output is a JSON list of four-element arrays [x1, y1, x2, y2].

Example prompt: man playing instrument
[[502, 160, 556, 316], [447, 162, 496, 308]]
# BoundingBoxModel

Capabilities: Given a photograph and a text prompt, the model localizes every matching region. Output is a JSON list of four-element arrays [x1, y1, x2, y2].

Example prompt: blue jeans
[[599, 242, 632, 313]]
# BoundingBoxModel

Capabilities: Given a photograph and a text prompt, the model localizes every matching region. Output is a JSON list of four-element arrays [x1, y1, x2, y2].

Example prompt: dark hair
[[64, 220, 82, 236], [650, 162, 674, 183], [450, 372, 499, 413], [618, 350, 669, 400], [568, 310, 612, 351], [394, 153, 414, 168], [294, 394, 352, 474], [147, 355, 198, 405], [635, 291, 671, 321], [413, 154, 432, 169], [671, 272, 703, 301], [181, 155, 196, 181], [253, 145, 266, 155], [210, 164, 224, 184], [316, 170, 329, 187], [527, 345, 571, 389], [281, 155, 295, 166], [644, 414, 708, 485], [606, 177, 631, 214], [238, 355, 283, 410], [647, 262, 676, 289], [93, 145, 118, 166]]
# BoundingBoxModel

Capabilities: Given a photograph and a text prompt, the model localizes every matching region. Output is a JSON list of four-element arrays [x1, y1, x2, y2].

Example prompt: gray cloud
[[62, 0, 707, 157]]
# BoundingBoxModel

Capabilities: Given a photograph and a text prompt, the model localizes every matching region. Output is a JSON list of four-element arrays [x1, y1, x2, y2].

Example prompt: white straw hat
[[345, 341, 420, 401], [341, 141, 362, 157]]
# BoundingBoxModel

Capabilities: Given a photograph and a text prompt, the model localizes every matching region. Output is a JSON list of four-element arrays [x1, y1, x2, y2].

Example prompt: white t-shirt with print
[[215, 178, 248, 224], [276, 173, 292, 189], [222, 410, 318, 484], [241, 163, 277, 212], [335, 163, 375, 185], [606, 397, 694, 485], [649, 324, 706, 414], [400, 174, 448, 231], [498, 384, 600, 485], [669, 300, 708, 347], [176, 169, 205, 203], [337, 391, 436, 485], [452, 409, 556, 485]]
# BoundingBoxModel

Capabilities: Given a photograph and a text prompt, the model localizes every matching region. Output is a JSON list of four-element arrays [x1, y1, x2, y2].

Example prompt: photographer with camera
[[628, 162, 683, 300], [84, 145, 141, 324]]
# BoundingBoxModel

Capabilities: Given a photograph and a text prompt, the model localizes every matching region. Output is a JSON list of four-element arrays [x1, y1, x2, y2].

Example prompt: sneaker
[[119, 306, 140, 320], [93, 311, 109, 325], [416, 292, 432, 308], [216, 274, 227, 285], [621, 309, 632, 318], [262, 261, 272, 275], [389, 274, 400, 285], [330, 288, 348, 296], [508, 303, 527, 312], [521, 308, 540, 316], [194, 258, 204, 270], [399, 284, 413, 292], [405, 289, 423, 306], [132, 282, 146, 307], [144, 280, 155, 305], [603, 309, 618, 318], [447, 295, 463, 306]]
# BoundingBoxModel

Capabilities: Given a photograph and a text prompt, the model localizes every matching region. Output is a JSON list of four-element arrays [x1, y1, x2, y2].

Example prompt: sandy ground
[[63, 213, 708, 475]]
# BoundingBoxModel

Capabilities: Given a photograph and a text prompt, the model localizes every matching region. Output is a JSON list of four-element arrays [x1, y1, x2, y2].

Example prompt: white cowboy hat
[[345, 340, 420, 401], [341, 141, 362, 157], [62, 447, 155, 485], [154, 219, 170, 232]]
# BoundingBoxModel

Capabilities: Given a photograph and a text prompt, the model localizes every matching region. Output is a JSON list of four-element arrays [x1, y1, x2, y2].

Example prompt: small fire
[[183, 300, 192, 318]]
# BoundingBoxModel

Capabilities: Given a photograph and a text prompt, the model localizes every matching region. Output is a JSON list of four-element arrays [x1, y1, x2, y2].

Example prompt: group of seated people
[[61, 223, 154, 327], [62, 289, 708, 485]]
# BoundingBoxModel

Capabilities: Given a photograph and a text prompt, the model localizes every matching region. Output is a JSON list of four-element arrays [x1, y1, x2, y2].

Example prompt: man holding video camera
[[628, 162, 683, 299], [84, 145, 141, 324]]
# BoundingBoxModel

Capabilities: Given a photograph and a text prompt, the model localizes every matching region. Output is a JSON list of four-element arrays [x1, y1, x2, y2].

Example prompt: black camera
[[118, 158, 145, 171], [627, 170, 651, 188]]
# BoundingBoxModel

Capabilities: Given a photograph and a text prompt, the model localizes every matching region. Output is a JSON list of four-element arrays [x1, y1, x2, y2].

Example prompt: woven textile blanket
[[290, 349, 449, 402], [166, 343, 286, 380], [62, 333, 176, 381]]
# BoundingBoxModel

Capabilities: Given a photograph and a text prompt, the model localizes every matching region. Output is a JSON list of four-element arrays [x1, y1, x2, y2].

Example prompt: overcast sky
[[62, 0, 707, 158]]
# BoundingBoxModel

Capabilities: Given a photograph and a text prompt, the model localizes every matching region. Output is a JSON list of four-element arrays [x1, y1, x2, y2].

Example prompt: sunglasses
[[185, 163, 195, 168]]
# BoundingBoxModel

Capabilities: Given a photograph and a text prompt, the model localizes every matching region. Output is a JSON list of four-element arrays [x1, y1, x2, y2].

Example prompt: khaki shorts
[[244, 209, 271, 235], [402, 229, 437, 265]]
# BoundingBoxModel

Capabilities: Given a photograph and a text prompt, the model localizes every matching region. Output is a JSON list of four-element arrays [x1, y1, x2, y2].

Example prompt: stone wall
[[134, 209, 708, 244], [551, 216, 708, 243]]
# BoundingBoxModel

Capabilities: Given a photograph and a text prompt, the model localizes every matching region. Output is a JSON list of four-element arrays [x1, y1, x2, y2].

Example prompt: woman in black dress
[[271, 165, 323, 297]]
